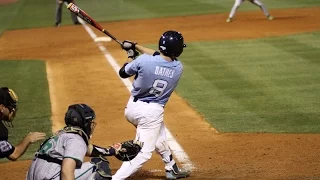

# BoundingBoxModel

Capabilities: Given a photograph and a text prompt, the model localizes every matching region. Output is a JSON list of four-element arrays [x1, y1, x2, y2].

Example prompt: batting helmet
[[158, 30, 186, 58], [65, 104, 96, 138]]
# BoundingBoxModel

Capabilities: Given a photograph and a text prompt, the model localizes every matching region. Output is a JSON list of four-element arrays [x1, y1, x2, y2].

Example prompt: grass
[[0, 0, 319, 35], [174, 32, 320, 133], [0, 60, 51, 162], [0, 0, 318, 142]]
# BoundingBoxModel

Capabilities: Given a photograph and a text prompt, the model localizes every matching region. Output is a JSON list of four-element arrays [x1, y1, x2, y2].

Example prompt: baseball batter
[[113, 30, 190, 180], [0, 87, 46, 161], [227, 0, 274, 22], [27, 104, 126, 180]]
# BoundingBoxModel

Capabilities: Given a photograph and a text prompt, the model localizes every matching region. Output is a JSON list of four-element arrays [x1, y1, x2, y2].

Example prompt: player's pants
[[26, 158, 96, 180], [112, 97, 176, 180], [55, 0, 79, 25], [229, 0, 270, 18]]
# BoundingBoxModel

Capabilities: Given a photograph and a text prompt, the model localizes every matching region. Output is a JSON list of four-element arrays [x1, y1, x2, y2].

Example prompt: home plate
[[94, 37, 112, 42]]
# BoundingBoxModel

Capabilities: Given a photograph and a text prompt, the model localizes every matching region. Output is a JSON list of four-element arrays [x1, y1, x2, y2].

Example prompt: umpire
[[55, 0, 80, 27], [0, 87, 46, 161]]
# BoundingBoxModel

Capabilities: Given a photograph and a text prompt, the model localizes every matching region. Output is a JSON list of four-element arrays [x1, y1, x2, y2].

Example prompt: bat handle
[[102, 29, 123, 45], [115, 39, 123, 46]]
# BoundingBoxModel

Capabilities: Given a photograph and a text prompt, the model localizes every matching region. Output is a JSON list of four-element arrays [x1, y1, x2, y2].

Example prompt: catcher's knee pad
[[91, 172, 112, 180], [90, 156, 112, 180]]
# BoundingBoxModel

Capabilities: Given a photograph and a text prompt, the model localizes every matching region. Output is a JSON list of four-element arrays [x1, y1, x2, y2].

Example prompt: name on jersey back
[[154, 66, 175, 78]]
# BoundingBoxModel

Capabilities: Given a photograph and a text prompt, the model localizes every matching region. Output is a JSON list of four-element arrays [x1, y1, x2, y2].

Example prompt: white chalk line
[[77, 18, 195, 171]]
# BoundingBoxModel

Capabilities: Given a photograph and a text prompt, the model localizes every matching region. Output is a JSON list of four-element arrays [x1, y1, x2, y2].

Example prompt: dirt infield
[[0, 7, 320, 180]]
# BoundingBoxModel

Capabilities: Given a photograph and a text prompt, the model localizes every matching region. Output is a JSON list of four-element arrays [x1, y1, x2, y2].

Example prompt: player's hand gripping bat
[[67, 3, 123, 45]]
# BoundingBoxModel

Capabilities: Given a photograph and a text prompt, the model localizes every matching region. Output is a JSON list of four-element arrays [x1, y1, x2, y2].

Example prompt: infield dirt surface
[[0, 7, 320, 180]]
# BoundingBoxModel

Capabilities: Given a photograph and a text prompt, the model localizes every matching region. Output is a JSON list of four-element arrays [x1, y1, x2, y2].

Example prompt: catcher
[[0, 87, 46, 161], [27, 103, 142, 180]]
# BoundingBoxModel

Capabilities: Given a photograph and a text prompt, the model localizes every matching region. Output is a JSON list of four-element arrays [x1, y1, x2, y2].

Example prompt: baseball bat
[[67, 3, 123, 45]]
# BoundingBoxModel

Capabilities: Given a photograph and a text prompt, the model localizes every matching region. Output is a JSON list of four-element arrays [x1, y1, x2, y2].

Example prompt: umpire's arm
[[7, 132, 45, 161]]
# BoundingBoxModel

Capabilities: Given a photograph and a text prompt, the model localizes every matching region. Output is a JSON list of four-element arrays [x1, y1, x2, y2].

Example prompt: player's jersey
[[0, 121, 15, 158], [27, 131, 87, 180], [125, 52, 183, 105]]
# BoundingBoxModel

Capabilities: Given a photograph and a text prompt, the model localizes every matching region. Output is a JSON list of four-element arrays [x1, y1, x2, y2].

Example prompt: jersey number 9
[[149, 79, 168, 97]]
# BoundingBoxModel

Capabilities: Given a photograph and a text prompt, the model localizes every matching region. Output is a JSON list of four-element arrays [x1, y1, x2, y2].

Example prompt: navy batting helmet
[[159, 30, 186, 58], [65, 104, 96, 137]]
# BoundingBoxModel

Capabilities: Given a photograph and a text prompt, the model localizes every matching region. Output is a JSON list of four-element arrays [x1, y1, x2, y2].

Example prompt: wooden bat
[[67, 3, 123, 45]]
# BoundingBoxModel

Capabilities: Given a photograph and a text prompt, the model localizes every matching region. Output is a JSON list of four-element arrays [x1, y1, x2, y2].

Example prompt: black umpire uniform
[[0, 119, 15, 158], [0, 87, 46, 160], [0, 87, 17, 158]]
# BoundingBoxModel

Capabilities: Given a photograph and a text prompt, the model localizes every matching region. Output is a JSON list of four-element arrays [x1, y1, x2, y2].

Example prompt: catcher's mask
[[64, 104, 96, 138], [158, 30, 186, 58], [0, 87, 18, 123]]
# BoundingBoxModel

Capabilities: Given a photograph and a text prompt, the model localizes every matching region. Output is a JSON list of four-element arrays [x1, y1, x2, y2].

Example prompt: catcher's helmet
[[0, 87, 18, 121], [158, 30, 186, 58], [65, 104, 96, 137]]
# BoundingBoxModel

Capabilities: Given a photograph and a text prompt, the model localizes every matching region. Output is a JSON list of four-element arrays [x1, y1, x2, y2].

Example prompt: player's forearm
[[87, 144, 116, 157], [8, 137, 31, 161], [136, 44, 155, 55], [61, 167, 75, 180], [61, 172, 74, 180]]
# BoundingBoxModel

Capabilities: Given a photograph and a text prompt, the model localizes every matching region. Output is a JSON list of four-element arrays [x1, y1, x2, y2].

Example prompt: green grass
[[173, 32, 320, 133], [0, 60, 51, 162], [0, 0, 319, 35], [0, 0, 319, 138]]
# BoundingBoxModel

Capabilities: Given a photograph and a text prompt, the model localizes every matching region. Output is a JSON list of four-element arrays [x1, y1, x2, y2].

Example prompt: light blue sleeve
[[124, 54, 148, 76]]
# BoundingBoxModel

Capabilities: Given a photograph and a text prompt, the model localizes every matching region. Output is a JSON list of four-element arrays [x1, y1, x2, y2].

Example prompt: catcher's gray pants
[[55, 0, 79, 25], [26, 158, 111, 180]]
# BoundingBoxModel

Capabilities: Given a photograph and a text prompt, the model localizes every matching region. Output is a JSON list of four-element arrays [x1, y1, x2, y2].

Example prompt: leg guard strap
[[90, 155, 112, 180]]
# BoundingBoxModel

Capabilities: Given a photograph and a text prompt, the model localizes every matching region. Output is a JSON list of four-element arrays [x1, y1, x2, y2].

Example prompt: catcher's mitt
[[112, 140, 143, 161]]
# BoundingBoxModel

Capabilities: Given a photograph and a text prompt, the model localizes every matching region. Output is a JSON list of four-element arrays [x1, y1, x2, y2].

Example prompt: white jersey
[[27, 130, 89, 180]]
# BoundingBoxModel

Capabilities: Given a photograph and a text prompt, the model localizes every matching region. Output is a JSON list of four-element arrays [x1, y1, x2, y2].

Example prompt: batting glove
[[122, 40, 137, 51]]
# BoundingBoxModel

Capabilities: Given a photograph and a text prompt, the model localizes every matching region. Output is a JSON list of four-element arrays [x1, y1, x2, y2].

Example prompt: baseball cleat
[[165, 169, 190, 179], [54, 23, 60, 27], [267, 15, 274, 20], [226, 17, 232, 23]]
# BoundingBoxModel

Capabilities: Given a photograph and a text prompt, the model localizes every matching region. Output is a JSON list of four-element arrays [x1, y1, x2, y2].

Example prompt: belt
[[36, 154, 62, 165], [133, 97, 139, 102], [133, 97, 150, 103]]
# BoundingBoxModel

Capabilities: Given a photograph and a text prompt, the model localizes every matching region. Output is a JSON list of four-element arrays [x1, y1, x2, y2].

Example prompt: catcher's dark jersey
[[0, 121, 15, 158]]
